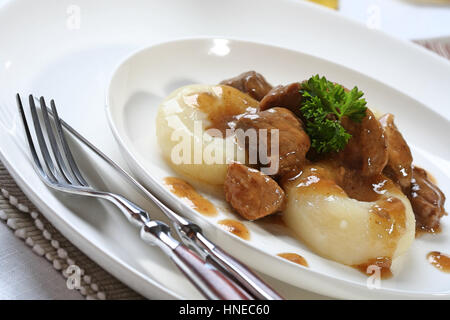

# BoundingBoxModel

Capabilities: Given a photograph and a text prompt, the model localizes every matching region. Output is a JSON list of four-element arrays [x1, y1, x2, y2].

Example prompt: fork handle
[[104, 194, 251, 300], [206, 245, 283, 300], [176, 224, 283, 300], [170, 245, 253, 300], [194, 232, 283, 300]]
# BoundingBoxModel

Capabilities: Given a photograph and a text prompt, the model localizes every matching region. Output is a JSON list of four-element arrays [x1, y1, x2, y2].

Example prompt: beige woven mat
[[0, 39, 448, 300], [0, 163, 143, 300]]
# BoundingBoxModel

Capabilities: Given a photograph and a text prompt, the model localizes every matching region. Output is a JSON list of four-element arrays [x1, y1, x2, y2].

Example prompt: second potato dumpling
[[282, 164, 416, 271]]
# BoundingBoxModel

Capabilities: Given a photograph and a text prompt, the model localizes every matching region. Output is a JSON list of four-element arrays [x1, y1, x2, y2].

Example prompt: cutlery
[[16, 94, 255, 300], [26, 94, 283, 300]]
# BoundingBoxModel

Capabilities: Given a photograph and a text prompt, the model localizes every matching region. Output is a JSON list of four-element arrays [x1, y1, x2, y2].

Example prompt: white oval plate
[[106, 38, 450, 299]]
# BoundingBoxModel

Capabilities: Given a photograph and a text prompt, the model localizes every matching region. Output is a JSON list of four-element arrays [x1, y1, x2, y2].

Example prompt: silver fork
[[27, 97, 283, 300], [16, 94, 253, 300]]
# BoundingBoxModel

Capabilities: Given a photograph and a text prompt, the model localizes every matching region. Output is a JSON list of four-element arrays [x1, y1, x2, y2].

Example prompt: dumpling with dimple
[[282, 163, 416, 272], [156, 84, 258, 185]]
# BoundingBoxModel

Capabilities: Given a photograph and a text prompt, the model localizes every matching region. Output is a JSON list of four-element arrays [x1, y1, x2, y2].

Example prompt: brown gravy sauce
[[410, 166, 445, 234], [353, 257, 393, 279], [283, 162, 398, 203], [218, 219, 250, 240], [190, 85, 259, 136], [282, 164, 347, 197], [339, 173, 396, 203], [369, 197, 406, 256], [416, 225, 442, 237], [163, 177, 218, 217], [277, 253, 308, 267], [427, 251, 450, 273]]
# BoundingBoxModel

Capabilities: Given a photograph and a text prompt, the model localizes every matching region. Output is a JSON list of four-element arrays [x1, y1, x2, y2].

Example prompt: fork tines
[[16, 94, 88, 188]]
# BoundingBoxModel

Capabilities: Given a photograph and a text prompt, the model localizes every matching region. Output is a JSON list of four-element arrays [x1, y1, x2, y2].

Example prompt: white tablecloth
[[0, 222, 83, 299]]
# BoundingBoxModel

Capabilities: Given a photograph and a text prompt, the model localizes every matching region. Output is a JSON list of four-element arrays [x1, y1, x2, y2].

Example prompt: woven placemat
[[0, 38, 448, 300], [0, 163, 143, 300], [415, 37, 450, 59]]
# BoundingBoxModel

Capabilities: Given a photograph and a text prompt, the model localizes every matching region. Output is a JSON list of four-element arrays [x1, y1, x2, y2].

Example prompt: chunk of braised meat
[[409, 166, 447, 231], [379, 113, 413, 190], [224, 163, 286, 220], [220, 71, 273, 101], [339, 109, 388, 177], [259, 83, 303, 118], [235, 107, 311, 178]]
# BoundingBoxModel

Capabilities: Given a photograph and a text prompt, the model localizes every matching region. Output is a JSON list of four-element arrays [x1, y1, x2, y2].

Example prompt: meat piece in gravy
[[409, 166, 447, 231], [224, 163, 286, 220], [235, 107, 311, 178], [379, 113, 413, 190], [220, 71, 273, 101], [257, 81, 387, 179], [339, 109, 388, 177], [259, 83, 303, 117]]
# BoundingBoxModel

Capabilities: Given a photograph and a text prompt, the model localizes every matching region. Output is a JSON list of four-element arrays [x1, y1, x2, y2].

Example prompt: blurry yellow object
[[306, 0, 339, 10]]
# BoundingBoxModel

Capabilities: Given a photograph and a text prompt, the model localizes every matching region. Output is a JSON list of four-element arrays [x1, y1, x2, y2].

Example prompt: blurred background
[[307, 0, 450, 39]]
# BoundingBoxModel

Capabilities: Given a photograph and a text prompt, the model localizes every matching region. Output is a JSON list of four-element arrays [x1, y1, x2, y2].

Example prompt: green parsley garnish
[[300, 75, 367, 153]]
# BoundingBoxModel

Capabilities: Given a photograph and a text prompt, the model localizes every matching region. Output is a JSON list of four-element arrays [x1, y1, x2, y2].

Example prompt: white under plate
[[0, 0, 449, 299]]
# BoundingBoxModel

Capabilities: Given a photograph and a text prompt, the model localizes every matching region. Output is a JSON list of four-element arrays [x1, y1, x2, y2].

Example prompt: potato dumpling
[[156, 84, 258, 185], [282, 164, 416, 269]]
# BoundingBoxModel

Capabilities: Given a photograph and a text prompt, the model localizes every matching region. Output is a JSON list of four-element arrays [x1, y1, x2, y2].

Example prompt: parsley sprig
[[300, 75, 367, 153]]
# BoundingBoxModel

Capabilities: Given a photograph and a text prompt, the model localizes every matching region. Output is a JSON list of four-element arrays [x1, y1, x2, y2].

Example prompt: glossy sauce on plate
[[353, 257, 393, 279], [277, 253, 308, 267], [218, 219, 250, 240], [427, 251, 450, 273], [163, 177, 218, 217]]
